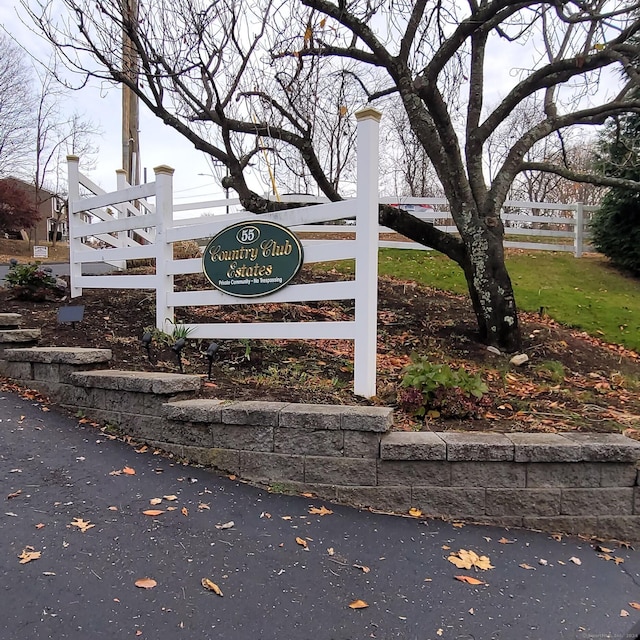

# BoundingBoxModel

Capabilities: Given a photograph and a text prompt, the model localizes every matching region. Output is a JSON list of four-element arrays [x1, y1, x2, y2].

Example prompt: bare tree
[[31, 65, 98, 245], [24, 0, 640, 350], [0, 33, 35, 177]]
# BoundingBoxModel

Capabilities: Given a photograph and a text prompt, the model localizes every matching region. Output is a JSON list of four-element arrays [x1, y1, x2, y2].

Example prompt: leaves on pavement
[[295, 537, 309, 550], [70, 517, 95, 532], [448, 549, 494, 571], [142, 510, 164, 516], [309, 506, 333, 516], [134, 578, 157, 589], [201, 578, 223, 596], [7, 489, 22, 500], [408, 508, 422, 517], [348, 599, 368, 609], [18, 547, 41, 564], [455, 575, 486, 585]]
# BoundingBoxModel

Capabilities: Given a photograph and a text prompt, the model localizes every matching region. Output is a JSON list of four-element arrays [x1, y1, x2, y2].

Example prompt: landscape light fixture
[[141, 331, 153, 360], [205, 342, 219, 380], [172, 337, 187, 373]]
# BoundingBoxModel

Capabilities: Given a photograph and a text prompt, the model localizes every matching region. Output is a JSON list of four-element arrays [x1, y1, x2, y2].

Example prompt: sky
[[2, 1, 226, 206], [1, 0, 626, 209]]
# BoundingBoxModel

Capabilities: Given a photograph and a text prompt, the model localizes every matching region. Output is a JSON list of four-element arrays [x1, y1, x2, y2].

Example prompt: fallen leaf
[[468, 608, 475, 615], [142, 510, 164, 516], [441, 545, 450, 550], [448, 549, 494, 571], [123, 466, 136, 475], [108, 506, 118, 511], [135, 446, 148, 454], [621, 609, 630, 617], [215, 521, 234, 530], [149, 498, 163, 506], [166, 507, 177, 511], [136, 631, 142, 637], [538, 558, 548, 566], [201, 578, 223, 596], [498, 537, 514, 544], [7, 490, 22, 500], [408, 508, 422, 518], [519, 563, 535, 570], [424, 578, 432, 582], [163, 495, 178, 501], [569, 556, 582, 565], [18, 547, 41, 564], [281, 516, 292, 521], [348, 599, 368, 609], [309, 506, 333, 516], [437, 630, 443, 637], [181, 507, 188, 517], [228, 475, 236, 481], [455, 575, 486, 585], [452, 522, 464, 528], [327, 548, 335, 556], [551, 533, 563, 542], [35, 523, 45, 529], [109, 470, 122, 476], [295, 537, 309, 550], [630, 602, 640, 610], [70, 517, 95, 532], [301, 492, 314, 498], [134, 578, 157, 589], [595, 545, 613, 553], [42, 572, 56, 576], [353, 564, 370, 573], [614, 557, 625, 565], [198, 503, 210, 511]]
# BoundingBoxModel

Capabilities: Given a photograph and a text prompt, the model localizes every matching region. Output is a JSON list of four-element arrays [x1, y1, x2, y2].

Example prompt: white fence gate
[[67, 109, 382, 397]]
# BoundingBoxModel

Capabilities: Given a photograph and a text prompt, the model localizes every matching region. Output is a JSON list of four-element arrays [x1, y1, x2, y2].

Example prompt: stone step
[[0, 313, 22, 329], [0, 328, 41, 343]]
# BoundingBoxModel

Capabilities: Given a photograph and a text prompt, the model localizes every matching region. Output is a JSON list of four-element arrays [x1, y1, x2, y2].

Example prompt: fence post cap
[[355, 107, 382, 122]]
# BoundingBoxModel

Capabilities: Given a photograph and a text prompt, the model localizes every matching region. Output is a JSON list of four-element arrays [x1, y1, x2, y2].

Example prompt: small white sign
[[33, 245, 49, 259]]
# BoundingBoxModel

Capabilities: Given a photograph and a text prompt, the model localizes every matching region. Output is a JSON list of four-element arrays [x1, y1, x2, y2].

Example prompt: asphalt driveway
[[1, 385, 639, 640]]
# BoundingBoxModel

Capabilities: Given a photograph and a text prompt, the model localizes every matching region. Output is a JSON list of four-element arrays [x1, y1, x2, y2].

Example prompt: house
[[0, 177, 68, 243]]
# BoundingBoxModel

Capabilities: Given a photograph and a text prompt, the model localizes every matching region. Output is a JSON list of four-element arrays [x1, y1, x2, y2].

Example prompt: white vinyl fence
[[67, 109, 382, 397]]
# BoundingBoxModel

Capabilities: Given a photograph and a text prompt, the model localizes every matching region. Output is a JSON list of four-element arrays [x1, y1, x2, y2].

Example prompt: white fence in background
[[67, 109, 381, 397]]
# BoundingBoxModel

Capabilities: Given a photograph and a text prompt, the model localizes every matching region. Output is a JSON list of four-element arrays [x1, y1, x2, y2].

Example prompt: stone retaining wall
[[2, 346, 639, 542]]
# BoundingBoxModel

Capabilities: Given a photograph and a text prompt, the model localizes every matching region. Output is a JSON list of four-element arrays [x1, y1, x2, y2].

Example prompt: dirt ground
[[2, 263, 639, 438]]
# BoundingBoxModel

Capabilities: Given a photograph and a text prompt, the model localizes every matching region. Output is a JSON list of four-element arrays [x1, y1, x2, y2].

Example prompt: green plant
[[165, 319, 194, 341], [240, 338, 252, 361], [534, 360, 566, 384], [398, 356, 489, 419], [4, 259, 66, 301]]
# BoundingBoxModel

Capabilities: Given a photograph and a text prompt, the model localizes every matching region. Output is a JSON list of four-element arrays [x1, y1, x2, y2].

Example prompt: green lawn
[[323, 249, 640, 352]]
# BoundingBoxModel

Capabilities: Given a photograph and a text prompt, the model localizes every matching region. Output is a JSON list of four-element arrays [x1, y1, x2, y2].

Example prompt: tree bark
[[460, 229, 521, 352]]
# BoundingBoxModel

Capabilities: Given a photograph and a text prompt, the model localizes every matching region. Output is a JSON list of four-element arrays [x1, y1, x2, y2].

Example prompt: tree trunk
[[460, 227, 521, 352]]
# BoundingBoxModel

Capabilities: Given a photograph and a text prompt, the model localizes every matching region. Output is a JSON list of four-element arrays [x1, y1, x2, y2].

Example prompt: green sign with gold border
[[202, 221, 304, 298]]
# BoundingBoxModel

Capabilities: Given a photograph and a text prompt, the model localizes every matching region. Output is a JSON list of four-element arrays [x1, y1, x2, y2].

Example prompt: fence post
[[154, 165, 175, 332], [353, 108, 382, 398], [574, 202, 584, 258], [66, 155, 82, 298]]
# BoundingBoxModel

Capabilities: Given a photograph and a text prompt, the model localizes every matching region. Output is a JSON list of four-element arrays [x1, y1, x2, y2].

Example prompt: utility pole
[[122, 0, 140, 187]]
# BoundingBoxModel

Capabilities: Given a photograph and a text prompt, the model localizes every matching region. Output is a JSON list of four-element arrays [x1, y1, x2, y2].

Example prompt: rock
[[509, 353, 529, 366]]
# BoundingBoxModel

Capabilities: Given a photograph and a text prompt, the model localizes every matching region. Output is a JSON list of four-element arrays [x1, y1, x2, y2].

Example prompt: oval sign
[[202, 220, 304, 298]]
